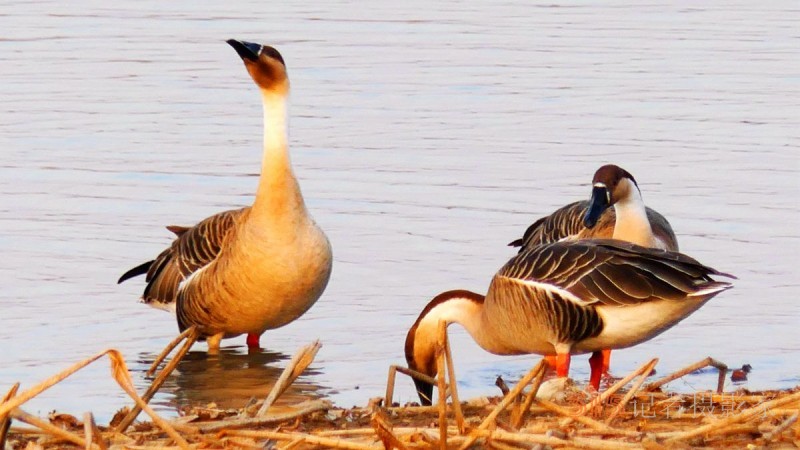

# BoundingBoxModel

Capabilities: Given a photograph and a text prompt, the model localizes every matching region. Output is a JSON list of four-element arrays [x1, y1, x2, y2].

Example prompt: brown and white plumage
[[118, 40, 332, 352], [507, 164, 678, 387], [405, 239, 733, 405], [509, 200, 677, 251]]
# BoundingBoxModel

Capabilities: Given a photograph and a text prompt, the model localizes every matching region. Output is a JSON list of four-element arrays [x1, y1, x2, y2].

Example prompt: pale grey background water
[[1, 1, 798, 421]]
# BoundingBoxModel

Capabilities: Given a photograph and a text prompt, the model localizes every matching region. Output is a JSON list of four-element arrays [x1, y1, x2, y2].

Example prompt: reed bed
[[2, 327, 798, 449]]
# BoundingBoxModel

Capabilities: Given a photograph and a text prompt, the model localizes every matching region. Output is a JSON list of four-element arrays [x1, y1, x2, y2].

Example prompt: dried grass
[[2, 334, 798, 450]]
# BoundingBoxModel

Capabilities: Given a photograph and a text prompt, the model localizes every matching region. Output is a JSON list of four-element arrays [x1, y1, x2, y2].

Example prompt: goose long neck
[[406, 291, 488, 377], [252, 90, 306, 218], [612, 179, 655, 247]]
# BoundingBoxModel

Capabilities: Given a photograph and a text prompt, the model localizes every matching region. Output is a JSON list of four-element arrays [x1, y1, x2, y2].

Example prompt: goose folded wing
[[142, 207, 245, 305], [498, 239, 734, 307], [509, 201, 587, 248]]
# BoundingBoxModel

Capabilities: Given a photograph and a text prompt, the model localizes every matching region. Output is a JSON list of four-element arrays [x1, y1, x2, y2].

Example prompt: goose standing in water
[[509, 165, 678, 251], [508, 164, 679, 387], [118, 40, 332, 352], [405, 240, 734, 404]]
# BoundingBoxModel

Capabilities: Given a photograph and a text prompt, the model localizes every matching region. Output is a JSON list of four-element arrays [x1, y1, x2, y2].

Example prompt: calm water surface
[[1, 1, 798, 421]]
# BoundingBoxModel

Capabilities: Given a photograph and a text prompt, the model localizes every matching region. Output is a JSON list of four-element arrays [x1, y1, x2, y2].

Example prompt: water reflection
[[136, 347, 324, 411]]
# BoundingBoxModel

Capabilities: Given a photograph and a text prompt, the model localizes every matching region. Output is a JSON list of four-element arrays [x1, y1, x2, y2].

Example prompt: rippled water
[[1, 1, 798, 422]]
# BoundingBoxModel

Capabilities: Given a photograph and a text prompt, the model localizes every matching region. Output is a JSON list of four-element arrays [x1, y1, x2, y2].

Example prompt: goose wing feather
[[498, 239, 733, 308], [140, 207, 245, 307], [510, 201, 679, 251]]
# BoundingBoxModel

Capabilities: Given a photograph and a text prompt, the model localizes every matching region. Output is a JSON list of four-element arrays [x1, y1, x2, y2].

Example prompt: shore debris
[[2, 333, 798, 449]]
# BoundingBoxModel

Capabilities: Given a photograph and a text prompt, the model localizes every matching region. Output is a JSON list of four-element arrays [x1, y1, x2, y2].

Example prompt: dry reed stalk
[[256, 340, 322, 417], [0, 350, 116, 417], [218, 429, 382, 449], [104, 349, 192, 448], [146, 327, 196, 377], [511, 362, 546, 429], [384, 365, 438, 407], [435, 323, 448, 450], [576, 358, 658, 416], [604, 358, 659, 424], [115, 328, 199, 433], [474, 428, 646, 450], [664, 389, 800, 444], [0, 349, 188, 448], [644, 357, 727, 393], [316, 426, 460, 438], [534, 398, 642, 437], [458, 360, 547, 450], [439, 320, 466, 434], [761, 411, 798, 442], [0, 382, 20, 449], [83, 412, 107, 450], [281, 437, 306, 450], [197, 399, 331, 432], [371, 408, 409, 450], [11, 409, 94, 449]]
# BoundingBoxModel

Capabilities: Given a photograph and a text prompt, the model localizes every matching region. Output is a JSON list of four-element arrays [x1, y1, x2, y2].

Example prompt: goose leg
[[544, 355, 557, 371], [555, 353, 571, 378], [207, 332, 223, 354], [246, 333, 261, 348], [588, 349, 612, 390]]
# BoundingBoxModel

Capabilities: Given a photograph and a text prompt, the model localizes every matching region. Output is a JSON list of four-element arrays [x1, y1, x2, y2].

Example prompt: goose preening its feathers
[[405, 239, 734, 405], [507, 164, 679, 386], [509, 164, 678, 252], [118, 40, 332, 352]]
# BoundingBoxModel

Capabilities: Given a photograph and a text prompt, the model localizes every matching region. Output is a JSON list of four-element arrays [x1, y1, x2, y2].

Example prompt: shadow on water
[[134, 346, 326, 411]]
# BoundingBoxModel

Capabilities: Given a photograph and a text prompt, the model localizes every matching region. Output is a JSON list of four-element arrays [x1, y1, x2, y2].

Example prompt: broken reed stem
[[384, 366, 397, 407], [535, 398, 642, 437], [644, 357, 728, 393], [605, 358, 659, 424], [83, 412, 107, 450], [218, 429, 381, 450], [435, 321, 448, 450], [256, 340, 322, 417], [439, 320, 465, 434], [197, 399, 331, 432], [0, 382, 20, 448], [665, 389, 800, 443], [481, 428, 644, 450], [371, 409, 409, 450], [511, 363, 546, 429], [105, 349, 191, 448], [0, 351, 114, 417], [762, 411, 798, 442], [146, 327, 196, 377], [458, 359, 546, 450], [115, 327, 199, 433], [11, 409, 95, 450], [384, 366, 438, 407], [576, 358, 658, 416], [0, 349, 186, 447]]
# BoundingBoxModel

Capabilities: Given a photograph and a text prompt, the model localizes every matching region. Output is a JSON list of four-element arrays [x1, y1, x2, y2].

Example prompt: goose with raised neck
[[118, 40, 332, 352]]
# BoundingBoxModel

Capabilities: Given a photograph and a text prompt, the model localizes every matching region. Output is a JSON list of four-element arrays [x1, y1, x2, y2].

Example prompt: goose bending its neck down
[[118, 40, 332, 352], [405, 239, 734, 405]]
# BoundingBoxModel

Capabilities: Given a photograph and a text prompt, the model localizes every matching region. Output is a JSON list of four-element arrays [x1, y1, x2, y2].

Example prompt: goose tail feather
[[118, 260, 154, 284]]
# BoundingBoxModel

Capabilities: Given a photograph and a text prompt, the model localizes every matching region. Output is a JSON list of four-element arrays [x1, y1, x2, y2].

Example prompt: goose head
[[404, 290, 485, 406], [583, 164, 640, 228], [227, 39, 289, 95]]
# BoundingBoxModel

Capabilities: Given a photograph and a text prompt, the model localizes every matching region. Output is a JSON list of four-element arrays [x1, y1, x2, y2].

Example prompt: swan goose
[[405, 239, 733, 405], [118, 40, 332, 352], [508, 164, 679, 388]]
